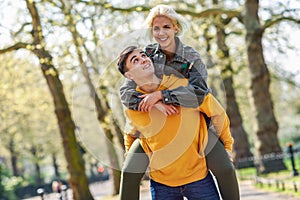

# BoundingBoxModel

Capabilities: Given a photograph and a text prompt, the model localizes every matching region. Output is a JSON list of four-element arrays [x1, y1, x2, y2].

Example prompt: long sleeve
[[119, 78, 143, 110], [199, 93, 234, 151], [124, 134, 137, 152], [162, 58, 210, 108]]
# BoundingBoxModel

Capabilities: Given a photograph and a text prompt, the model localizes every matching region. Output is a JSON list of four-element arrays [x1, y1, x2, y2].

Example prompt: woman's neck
[[161, 39, 177, 61], [164, 50, 175, 62]]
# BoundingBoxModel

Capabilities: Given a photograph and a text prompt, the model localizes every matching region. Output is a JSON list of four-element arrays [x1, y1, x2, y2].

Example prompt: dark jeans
[[119, 130, 240, 200], [150, 172, 220, 200]]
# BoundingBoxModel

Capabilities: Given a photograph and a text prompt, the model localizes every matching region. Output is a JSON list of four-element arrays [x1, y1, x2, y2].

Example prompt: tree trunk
[[52, 153, 60, 178], [66, 14, 122, 194], [25, 1, 93, 199], [30, 146, 43, 185], [244, 0, 286, 173], [9, 138, 19, 177], [215, 24, 253, 168]]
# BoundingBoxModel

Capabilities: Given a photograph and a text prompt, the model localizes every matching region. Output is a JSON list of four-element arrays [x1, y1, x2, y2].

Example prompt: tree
[[56, 0, 122, 193], [196, 0, 253, 167], [214, 19, 254, 167], [0, 0, 93, 199], [243, 0, 287, 173]]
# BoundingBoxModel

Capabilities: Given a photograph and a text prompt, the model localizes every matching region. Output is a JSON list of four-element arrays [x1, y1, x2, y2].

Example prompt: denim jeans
[[150, 172, 220, 200]]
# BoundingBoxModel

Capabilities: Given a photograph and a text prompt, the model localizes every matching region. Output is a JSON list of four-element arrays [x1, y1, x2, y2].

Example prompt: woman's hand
[[154, 102, 179, 116], [138, 91, 162, 112]]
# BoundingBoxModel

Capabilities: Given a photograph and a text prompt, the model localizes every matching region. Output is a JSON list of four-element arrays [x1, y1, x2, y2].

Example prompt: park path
[[93, 179, 300, 200], [24, 179, 299, 200]]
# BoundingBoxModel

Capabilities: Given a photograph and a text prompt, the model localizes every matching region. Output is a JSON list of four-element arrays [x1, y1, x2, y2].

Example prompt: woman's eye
[[153, 27, 160, 31]]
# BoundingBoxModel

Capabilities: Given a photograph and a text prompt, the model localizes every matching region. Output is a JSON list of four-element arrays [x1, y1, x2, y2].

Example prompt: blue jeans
[[150, 172, 220, 200]]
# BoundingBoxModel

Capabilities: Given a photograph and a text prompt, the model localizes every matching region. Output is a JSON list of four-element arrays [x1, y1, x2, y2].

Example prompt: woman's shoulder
[[182, 45, 201, 60]]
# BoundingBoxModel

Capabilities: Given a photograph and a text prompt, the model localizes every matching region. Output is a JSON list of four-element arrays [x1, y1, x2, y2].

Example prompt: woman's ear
[[174, 24, 179, 33]]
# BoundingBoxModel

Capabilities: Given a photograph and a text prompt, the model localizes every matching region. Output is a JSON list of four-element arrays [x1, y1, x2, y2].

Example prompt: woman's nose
[[158, 29, 164, 35]]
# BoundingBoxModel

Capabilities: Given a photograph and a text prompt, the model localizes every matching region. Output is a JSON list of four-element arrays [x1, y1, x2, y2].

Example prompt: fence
[[236, 144, 300, 174], [255, 176, 299, 193]]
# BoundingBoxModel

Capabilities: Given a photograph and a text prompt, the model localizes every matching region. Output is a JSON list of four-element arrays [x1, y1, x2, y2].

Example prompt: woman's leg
[[205, 126, 240, 200], [119, 139, 149, 200]]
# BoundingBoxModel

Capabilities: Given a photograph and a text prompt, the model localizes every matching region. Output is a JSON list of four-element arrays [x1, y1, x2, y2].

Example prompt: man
[[117, 46, 233, 199]]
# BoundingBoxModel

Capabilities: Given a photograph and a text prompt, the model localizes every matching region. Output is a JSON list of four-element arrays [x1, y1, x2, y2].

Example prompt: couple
[[117, 4, 239, 200]]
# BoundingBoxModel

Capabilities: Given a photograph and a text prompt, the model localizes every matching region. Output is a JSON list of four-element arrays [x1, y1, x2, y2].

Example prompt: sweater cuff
[[161, 90, 171, 104]]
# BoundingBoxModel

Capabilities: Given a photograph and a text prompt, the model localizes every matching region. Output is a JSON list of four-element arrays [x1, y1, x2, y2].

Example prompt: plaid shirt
[[120, 37, 209, 110]]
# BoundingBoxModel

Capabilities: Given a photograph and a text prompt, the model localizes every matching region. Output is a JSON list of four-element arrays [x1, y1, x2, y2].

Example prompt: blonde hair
[[144, 4, 189, 39]]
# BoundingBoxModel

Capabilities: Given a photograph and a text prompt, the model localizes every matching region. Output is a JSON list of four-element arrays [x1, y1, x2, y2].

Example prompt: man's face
[[125, 49, 155, 80]]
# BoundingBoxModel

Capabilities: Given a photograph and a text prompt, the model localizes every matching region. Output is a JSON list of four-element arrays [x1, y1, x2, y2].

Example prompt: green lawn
[[237, 157, 300, 197]]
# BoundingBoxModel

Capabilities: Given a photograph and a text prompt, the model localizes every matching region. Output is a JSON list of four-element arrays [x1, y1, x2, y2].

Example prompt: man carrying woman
[[118, 46, 235, 199], [119, 4, 239, 200]]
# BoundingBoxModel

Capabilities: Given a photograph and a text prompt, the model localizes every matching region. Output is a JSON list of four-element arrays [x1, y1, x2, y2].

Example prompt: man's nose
[[141, 57, 147, 63]]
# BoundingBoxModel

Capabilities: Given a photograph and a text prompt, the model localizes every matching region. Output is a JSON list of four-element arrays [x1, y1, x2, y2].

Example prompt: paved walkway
[[24, 179, 300, 200], [95, 179, 300, 200]]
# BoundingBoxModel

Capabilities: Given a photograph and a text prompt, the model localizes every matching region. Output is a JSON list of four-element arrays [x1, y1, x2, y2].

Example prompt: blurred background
[[0, 0, 299, 199]]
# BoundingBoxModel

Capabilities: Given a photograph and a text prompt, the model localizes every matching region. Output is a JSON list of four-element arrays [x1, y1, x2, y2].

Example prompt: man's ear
[[124, 71, 134, 80]]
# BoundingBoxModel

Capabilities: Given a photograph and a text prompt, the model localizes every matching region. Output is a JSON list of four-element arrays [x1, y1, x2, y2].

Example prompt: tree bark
[[215, 23, 254, 168], [244, 0, 286, 173], [52, 153, 60, 178], [64, 9, 122, 194], [9, 138, 19, 177], [30, 145, 43, 185], [25, 0, 94, 199]]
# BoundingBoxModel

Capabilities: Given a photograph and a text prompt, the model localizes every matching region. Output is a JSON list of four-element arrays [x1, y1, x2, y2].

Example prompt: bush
[[0, 164, 20, 200]]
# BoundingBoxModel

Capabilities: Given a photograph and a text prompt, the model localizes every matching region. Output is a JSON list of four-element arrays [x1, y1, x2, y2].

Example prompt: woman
[[119, 4, 239, 200]]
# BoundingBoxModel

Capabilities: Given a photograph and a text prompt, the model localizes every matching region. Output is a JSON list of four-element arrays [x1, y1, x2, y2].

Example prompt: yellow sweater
[[125, 74, 233, 186]]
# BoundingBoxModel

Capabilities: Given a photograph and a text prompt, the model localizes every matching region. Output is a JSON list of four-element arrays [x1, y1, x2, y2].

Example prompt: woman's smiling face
[[151, 16, 178, 51]]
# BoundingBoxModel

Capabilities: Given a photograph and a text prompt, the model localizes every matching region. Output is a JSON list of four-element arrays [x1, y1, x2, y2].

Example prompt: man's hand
[[154, 102, 179, 116], [138, 91, 162, 112]]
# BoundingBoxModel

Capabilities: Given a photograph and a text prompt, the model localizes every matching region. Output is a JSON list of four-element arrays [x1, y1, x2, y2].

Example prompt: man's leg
[[205, 126, 240, 200], [119, 139, 149, 200], [150, 179, 183, 200], [184, 172, 220, 200]]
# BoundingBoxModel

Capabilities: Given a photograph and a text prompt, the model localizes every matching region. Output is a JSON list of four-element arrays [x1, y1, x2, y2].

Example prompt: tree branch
[[263, 16, 300, 31], [0, 42, 29, 54]]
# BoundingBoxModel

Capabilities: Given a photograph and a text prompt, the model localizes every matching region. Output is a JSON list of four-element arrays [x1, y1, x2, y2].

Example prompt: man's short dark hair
[[117, 46, 138, 75]]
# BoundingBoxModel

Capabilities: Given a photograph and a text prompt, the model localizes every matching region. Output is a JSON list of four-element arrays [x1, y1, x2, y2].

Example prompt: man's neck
[[136, 75, 161, 93]]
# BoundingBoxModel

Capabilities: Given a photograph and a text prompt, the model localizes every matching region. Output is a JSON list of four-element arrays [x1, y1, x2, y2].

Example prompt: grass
[[237, 157, 300, 197]]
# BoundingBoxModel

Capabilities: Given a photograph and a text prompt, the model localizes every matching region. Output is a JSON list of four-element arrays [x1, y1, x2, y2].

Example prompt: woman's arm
[[161, 58, 209, 107], [138, 58, 210, 111], [119, 78, 143, 110]]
